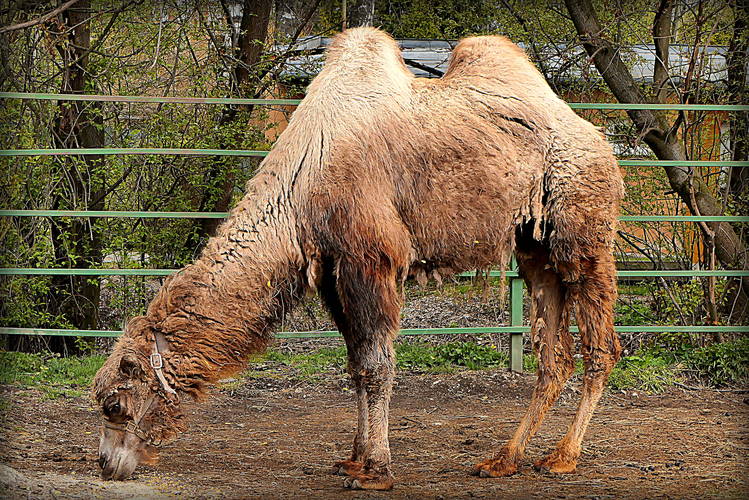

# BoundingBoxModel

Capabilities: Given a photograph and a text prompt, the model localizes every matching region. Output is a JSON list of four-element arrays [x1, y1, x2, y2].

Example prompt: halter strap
[[103, 393, 157, 442], [150, 334, 176, 395]]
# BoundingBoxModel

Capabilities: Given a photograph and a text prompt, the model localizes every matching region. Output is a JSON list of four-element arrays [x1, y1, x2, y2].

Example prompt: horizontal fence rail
[[2, 92, 747, 372], [1, 325, 747, 338], [3, 92, 748, 111], [1, 268, 748, 278], [1, 211, 747, 222], [1, 148, 747, 168], [0, 92, 301, 106], [0, 148, 271, 157], [0, 210, 231, 218]]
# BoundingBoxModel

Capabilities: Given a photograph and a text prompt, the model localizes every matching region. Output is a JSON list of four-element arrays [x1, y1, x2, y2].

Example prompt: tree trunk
[[0, 13, 10, 90], [234, 0, 272, 93], [189, 0, 272, 246], [564, 0, 749, 297], [652, 0, 673, 102], [349, 0, 375, 27], [727, 0, 748, 198], [46, 0, 106, 354], [723, 0, 749, 318]]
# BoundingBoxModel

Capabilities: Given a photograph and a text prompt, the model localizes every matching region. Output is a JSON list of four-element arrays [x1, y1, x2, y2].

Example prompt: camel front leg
[[341, 338, 396, 490], [333, 380, 367, 476], [326, 254, 402, 490], [319, 257, 374, 479]]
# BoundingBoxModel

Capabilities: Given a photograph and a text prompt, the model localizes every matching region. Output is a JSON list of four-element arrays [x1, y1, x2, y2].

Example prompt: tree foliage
[[1, 0, 745, 353]]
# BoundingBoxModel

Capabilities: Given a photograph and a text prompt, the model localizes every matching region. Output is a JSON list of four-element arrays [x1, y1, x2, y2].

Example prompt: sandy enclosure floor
[[1, 370, 747, 499]]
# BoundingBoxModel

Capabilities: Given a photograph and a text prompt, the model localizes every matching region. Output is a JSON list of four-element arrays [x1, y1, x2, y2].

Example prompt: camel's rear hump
[[444, 36, 552, 96]]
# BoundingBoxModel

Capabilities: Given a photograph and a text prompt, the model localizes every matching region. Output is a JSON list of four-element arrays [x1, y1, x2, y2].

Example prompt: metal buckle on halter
[[150, 352, 163, 369], [125, 420, 138, 435]]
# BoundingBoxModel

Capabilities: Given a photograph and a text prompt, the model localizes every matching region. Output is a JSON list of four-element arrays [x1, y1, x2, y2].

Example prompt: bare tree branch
[[403, 58, 443, 77], [0, 0, 79, 34], [247, 0, 324, 97], [498, 0, 550, 80]]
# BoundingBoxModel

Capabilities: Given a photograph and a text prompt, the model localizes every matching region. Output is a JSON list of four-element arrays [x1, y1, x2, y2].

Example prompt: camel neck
[[144, 187, 307, 391]]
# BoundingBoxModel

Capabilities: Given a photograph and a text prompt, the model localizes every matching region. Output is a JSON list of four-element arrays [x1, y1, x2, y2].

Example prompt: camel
[[92, 27, 623, 490]]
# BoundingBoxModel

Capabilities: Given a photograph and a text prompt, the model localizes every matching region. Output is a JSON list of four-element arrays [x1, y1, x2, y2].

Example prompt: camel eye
[[104, 399, 123, 418]]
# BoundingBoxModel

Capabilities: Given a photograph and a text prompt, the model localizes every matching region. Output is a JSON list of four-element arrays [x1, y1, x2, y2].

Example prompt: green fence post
[[509, 270, 524, 373]]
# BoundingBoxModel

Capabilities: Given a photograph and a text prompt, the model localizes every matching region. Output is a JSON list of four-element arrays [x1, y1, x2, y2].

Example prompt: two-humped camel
[[92, 27, 623, 490]]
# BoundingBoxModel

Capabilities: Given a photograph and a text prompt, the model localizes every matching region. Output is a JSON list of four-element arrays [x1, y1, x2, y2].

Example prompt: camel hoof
[[332, 460, 363, 476], [533, 456, 577, 474], [473, 458, 518, 478], [343, 477, 366, 490], [342, 472, 394, 490]]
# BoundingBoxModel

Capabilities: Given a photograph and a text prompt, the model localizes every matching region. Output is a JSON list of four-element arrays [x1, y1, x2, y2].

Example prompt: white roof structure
[[277, 36, 740, 85]]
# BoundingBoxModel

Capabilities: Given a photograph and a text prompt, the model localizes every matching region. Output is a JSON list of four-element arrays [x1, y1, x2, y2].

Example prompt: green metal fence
[[1, 92, 748, 373]]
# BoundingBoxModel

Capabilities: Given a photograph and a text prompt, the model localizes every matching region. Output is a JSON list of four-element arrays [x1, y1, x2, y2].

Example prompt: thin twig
[[0, 0, 80, 34], [149, 3, 165, 69], [403, 58, 443, 77], [673, 380, 748, 393]]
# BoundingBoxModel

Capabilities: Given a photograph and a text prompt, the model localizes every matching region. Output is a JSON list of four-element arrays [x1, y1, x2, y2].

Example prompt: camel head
[[91, 317, 187, 480]]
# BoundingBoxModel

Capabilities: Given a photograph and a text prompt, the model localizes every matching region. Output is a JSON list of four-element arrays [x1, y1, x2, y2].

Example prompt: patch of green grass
[[607, 352, 678, 393], [261, 346, 348, 378], [0, 396, 11, 423], [397, 341, 508, 372], [0, 351, 106, 398], [606, 338, 749, 392], [523, 353, 538, 372], [638, 336, 749, 388], [4, 338, 745, 399], [247, 342, 512, 377], [614, 300, 654, 326], [618, 282, 652, 296]]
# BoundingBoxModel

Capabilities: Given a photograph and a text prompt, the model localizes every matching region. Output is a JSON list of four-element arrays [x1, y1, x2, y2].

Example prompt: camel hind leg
[[474, 233, 574, 477], [535, 251, 622, 473]]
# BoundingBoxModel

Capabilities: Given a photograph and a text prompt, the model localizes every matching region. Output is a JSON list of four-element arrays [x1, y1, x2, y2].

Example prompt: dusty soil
[[1, 370, 747, 499]]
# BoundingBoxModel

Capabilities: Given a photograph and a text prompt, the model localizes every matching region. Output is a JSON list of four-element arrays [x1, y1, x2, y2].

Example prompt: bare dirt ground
[[1, 369, 748, 499]]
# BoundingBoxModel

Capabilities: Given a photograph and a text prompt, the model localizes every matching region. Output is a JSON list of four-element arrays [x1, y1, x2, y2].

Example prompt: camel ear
[[119, 353, 143, 378]]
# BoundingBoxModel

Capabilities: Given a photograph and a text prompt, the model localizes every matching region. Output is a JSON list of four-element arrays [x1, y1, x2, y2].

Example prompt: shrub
[[682, 337, 749, 387]]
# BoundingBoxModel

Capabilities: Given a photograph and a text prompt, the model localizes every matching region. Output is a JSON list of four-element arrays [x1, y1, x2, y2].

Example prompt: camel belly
[[398, 157, 536, 280]]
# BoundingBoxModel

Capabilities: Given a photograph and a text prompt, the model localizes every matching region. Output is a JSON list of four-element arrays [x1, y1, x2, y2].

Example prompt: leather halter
[[103, 392, 158, 442], [102, 336, 177, 446]]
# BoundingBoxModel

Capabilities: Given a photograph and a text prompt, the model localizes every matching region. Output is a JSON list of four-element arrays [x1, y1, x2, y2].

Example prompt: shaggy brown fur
[[93, 27, 624, 489]]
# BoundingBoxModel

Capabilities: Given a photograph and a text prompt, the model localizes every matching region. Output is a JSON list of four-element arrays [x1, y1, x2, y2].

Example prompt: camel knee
[[553, 353, 575, 381], [349, 356, 395, 393], [591, 352, 619, 374], [535, 339, 574, 379], [575, 289, 621, 372], [535, 352, 574, 395], [363, 363, 395, 394], [561, 356, 575, 380], [584, 329, 622, 366], [609, 337, 623, 364], [582, 343, 620, 387]]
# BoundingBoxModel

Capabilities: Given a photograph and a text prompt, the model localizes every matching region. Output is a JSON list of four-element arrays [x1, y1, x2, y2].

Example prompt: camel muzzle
[[98, 450, 136, 481]]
